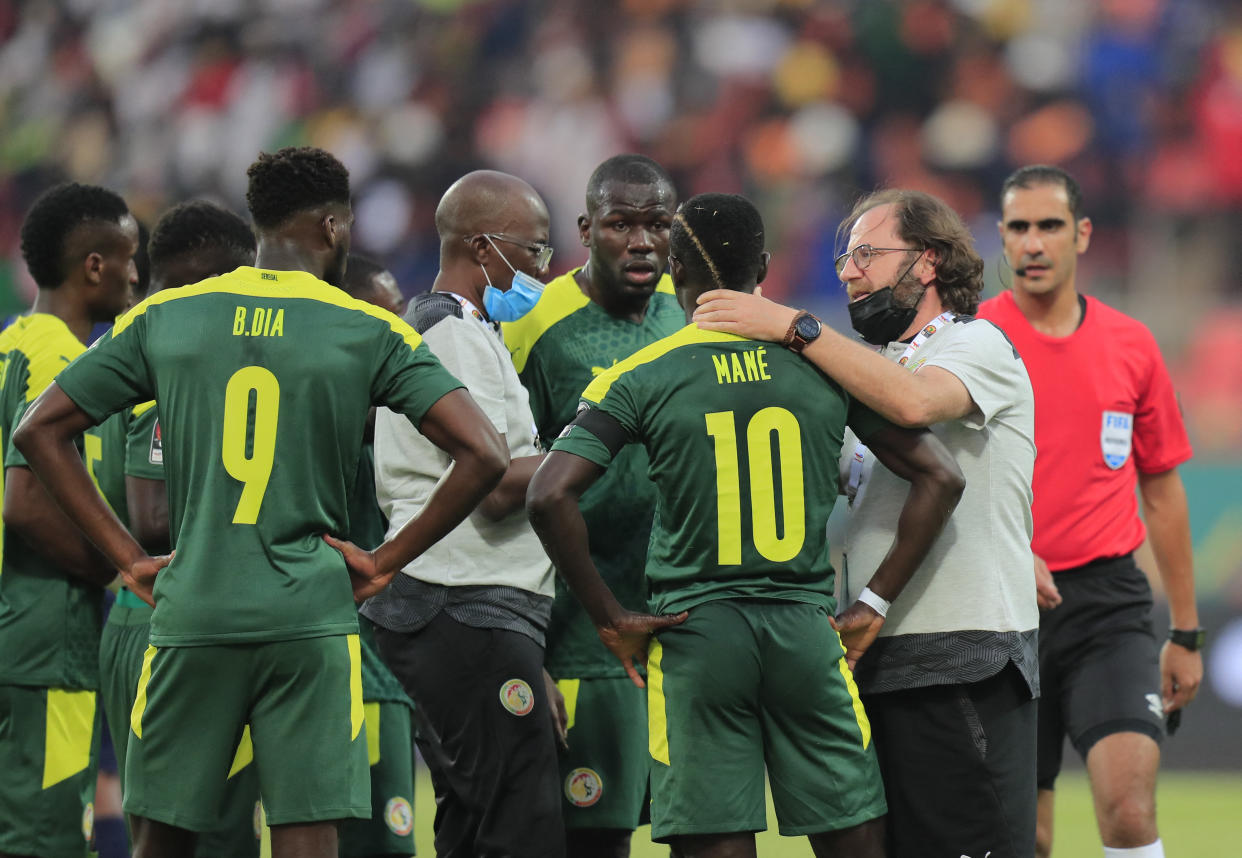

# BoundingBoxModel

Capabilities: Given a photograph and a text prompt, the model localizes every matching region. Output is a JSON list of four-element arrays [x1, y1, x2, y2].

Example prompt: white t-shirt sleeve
[[920, 320, 1028, 430], [422, 318, 509, 435]]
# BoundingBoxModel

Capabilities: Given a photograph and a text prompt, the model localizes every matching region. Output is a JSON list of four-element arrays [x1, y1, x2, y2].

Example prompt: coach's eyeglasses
[[470, 233, 554, 270], [834, 244, 922, 277]]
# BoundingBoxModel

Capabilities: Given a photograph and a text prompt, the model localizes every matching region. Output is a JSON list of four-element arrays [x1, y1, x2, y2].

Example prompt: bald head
[[435, 171, 548, 243]]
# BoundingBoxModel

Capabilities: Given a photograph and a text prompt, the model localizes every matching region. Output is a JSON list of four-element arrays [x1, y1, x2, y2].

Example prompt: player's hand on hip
[[831, 601, 886, 672], [1160, 640, 1203, 713], [597, 609, 689, 689], [693, 287, 796, 343], [1033, 554, 1062, 611], [122, 552, 174, 608], [323, 534, 391, 602]]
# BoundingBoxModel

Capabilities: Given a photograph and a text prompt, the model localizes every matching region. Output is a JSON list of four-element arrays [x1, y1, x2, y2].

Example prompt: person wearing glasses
[[358, 170, 567, 858], [693, 189, 1040, 858]]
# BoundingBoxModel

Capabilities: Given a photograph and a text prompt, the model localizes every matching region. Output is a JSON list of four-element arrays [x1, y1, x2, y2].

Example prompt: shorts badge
[[500, 678, 535, 716], [384, 796, 414, 836], [1146, 693, 1164, 719], [149, 420, 163, 465], [1100, 411, 1133, 469], [81, 801, 94, 842], [564, 767, 604, 807]]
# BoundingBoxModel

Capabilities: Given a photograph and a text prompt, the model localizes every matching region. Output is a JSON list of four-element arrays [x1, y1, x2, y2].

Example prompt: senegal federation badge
[[564, 767, 604, 807], [499, 678, 535, 716], [384, 796, 414, 836]]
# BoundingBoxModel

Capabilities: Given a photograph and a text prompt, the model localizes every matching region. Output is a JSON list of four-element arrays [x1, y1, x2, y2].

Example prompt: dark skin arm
[[2, 465, 116, 586], [325, 388, 509, 601], [832, 423, 966, 669], [527, 451, 687, 688], [126, 475, 170, 555], [12, 384, 168, 603], [477, 451, 546, 521]]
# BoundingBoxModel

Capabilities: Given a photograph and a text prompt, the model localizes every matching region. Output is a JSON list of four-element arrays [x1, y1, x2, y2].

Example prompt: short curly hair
[[839, 189, 984, 315], [245, 146, 351, 230], [19, 183, 130, 289], [671, 193, 765, 292], [586, 154, 675, 213], [149, 200, 256, 278]]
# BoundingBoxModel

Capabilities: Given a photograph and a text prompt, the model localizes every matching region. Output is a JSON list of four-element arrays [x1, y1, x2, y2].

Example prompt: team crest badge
[[149, 420, 163, 465], [384, 796, 414, 836], [500, 678, 535, 716], [81, 801, 94, 842], [565, 767, 604, 807], [1100, 411, 1133, 469]]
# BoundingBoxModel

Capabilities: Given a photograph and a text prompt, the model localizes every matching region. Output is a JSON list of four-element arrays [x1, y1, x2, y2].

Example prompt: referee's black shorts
[[1036, 553, 1165, 790]]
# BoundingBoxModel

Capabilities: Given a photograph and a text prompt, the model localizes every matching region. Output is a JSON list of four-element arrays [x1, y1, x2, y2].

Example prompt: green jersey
[[55, 266, 463, 647], [0, 313, 102, 689], [503, 269, 683, 677], [552, 324, 884, 614]]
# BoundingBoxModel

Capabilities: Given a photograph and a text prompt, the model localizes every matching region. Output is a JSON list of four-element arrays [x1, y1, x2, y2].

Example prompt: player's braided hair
[[585, 154, 674, 213], [1001, 164, 1085, 222], [342, 255, 388, 299], [840, 189, 984, 315], [671, 193, 765, 292], [19, 182, 130, 289], [148, 201, 256, 280], [245, 146, 350, 230]]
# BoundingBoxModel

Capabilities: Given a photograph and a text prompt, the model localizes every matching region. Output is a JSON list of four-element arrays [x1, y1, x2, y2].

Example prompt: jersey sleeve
[[124, 402, 164, 480], [549, 366, 644, 467], [1132, 331, 1193, 473], [844, 396, 888, 442], [55, 318, 155, 425], [920, 320, 1028, 430], [421, 319, 509, 434], [370, 318, 466, 428]]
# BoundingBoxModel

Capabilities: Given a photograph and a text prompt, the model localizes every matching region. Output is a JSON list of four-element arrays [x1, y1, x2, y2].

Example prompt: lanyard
[[846, 312, 956, 505], [443, 292, 501, 339]]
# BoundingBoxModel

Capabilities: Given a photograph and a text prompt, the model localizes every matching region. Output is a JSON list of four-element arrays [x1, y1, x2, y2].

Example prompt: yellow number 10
[[704, 407, 806, 565], [221, 366, 280, 524]]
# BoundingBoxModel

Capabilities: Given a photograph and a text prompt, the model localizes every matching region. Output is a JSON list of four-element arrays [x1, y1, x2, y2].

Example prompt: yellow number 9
[[221, 366, 280, 524]]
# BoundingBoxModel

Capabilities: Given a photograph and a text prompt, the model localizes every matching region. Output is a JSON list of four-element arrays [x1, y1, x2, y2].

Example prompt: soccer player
[[94, 199, 263, 857], [979, 165, 1200, 858], [13, 146, 508, 858], [501, 153, 682, 856], [0, 182, 138, 858], [528, 193, 966, 858]]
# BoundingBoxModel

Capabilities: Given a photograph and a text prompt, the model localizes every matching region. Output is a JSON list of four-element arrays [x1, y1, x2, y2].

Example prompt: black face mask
[[848, 287, 919, 345]]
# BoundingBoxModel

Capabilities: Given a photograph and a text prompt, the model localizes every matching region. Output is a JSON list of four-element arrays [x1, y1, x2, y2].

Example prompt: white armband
[[858, 586, 891, 618]]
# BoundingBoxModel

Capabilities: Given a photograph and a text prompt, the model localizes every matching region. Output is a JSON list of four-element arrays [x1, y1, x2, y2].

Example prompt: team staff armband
[[857, 586, 891, 618]]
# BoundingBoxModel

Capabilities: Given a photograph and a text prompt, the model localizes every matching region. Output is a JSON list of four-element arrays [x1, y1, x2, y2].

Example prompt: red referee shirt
[[978, 291, 1192, 571]]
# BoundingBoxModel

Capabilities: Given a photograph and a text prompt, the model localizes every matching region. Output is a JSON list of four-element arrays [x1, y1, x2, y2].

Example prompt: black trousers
[[374, 613, 565, 858]]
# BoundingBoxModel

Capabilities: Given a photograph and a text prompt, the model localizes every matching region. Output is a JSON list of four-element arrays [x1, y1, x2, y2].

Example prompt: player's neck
[[1011, 280, 1082, 338], [576, 265, 650, 324], [31, 288, 93, 344], [254, 246, 326, 282]]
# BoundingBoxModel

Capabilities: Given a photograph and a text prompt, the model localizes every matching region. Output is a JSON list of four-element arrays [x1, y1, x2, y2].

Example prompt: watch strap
[[1168, 627, 1206, 651]]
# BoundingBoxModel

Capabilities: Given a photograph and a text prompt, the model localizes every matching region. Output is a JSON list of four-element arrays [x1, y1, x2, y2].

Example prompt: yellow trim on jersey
[[835, 635, 872, 750], [555, 678, 581, 734], [227, 724, 254, 778], [132, 400, 156, 418], [502, 269, 676, 373], [131, 645, 157, 739], [348, 634, 364, 741], [364, 701, 382, 766], [647, 640, 670, 766], [0, 313, 86, 402], [582, 324, 746, 404], [112, 266, 426, 352], [42, 689, 96, 788]]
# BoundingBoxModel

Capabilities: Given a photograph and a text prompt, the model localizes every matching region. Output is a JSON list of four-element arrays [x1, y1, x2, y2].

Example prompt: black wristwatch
[[783, 311, 823, 355], [1168, 627, 1206, 651]]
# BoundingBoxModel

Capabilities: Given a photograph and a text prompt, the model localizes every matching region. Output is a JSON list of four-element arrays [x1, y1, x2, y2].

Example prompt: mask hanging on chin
[[848, 287, 919, 345], [480, 236, 545, 322]]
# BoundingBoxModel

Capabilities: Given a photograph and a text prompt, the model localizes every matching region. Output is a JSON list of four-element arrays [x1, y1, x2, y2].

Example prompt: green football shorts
[[0, 684, 100, 858], [100, 594, 261, 856], [646, 598, 886, 841], [338, 699, 417, 857], [124, 634, 370, 829], [554, 675, 649, 830]]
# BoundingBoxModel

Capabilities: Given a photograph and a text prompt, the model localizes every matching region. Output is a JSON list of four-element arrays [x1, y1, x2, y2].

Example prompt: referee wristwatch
[[783, 311, 823, 355], [1168, 627, 1206, 651]]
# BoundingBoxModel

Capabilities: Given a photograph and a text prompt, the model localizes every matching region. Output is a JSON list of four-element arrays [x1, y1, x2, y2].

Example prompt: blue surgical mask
[[480, 236, 545, 322]]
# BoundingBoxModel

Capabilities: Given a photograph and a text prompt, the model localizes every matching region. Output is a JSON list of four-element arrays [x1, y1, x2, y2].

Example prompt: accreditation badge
[[1100, 410, 1133, 469]]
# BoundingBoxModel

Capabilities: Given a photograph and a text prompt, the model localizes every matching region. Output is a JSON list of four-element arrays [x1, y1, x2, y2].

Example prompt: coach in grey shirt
[[363, 170, 562, 858]]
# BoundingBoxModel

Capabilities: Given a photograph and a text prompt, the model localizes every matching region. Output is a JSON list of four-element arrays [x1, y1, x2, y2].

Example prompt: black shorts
[[862, 663, 1037, 858], [373, 613, 565, 858], [1037, 554, 1164, 789]]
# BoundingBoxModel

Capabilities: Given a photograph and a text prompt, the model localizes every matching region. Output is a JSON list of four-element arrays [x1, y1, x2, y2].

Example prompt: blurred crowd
[[1, 0, 1241, 454]]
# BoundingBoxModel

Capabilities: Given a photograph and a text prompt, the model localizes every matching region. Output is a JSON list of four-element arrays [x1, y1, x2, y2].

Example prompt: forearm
[[4, 470, 114, 585], [528, 489, 624, 628], [479, 453, 546, 521], [1141, 470, 1198, 629], [864, 471, 963, 602], [801, 331, 936, 428]]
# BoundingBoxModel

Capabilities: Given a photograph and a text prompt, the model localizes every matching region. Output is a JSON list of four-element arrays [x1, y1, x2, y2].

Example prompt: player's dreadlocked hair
[[148, 201, 256, 282], [671, 193, 765, 292], [585, 154, 675, 213], [1001, 164, 1085, 222], [341, 255, 388, 300], [245, 146, 350, 230], [19, 183, 130, 289]]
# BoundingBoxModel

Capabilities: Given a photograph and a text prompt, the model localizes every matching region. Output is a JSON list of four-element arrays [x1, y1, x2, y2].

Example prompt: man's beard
[[890, 268, 926, 311]]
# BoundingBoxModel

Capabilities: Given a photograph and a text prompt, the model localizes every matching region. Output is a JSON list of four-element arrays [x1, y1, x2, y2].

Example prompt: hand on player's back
[[832, 601, 886, 672], [123, 552, 174, 607], [323, 534, 393, 602], [597, 609, 689, 689]]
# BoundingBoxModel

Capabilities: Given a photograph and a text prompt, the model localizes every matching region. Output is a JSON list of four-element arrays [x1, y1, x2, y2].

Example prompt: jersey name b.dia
[[55, 267, 463, 647], [552, 324, 883, 614]]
